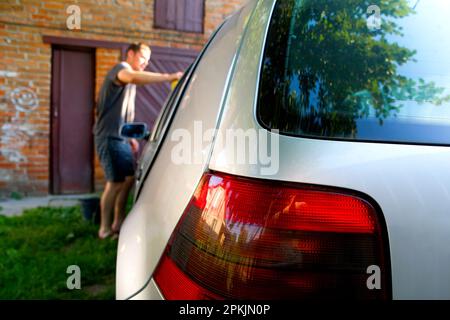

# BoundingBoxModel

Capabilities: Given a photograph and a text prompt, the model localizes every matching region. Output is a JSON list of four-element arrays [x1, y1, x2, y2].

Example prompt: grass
[[0, 206, 117, 299], [10, 191, 24, 200]]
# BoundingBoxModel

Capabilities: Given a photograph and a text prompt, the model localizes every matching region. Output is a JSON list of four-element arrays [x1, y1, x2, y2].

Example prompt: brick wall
[[0, 0, 248, 197]]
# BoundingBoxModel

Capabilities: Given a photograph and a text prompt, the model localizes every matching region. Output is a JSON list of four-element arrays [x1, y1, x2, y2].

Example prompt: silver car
[[117, 0, 450, 300]]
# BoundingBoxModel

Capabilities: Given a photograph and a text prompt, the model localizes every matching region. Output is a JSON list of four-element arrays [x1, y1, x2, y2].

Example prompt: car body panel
[[207, 0, 450, 299], [117, 0, 450, 300], [116, 1, 258, 300]]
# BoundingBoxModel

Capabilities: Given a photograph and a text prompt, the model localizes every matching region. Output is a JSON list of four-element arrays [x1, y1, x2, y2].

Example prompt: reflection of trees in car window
[[259, 0, 450, 138]]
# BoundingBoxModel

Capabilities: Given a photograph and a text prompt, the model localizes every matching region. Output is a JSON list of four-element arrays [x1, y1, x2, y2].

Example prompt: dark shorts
[[95, 136, 135, 183]]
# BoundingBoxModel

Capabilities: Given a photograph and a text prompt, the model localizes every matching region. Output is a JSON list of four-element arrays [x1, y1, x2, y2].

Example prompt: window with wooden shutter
[[154, 0, 204, 33]]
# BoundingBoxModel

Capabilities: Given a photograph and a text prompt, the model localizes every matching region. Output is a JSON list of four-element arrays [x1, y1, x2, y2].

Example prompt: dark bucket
[[80, 197, 100, 225]]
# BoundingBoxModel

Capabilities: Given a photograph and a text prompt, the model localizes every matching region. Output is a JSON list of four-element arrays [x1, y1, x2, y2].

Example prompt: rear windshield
[[258, 0, 450, 145]]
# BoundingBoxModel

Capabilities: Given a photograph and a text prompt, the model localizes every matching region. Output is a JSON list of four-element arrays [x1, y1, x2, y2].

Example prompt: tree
[[259, 0, 450, 137]]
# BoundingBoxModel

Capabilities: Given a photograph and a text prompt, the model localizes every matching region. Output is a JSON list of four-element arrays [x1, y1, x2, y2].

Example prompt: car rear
[[118, 0, 450, 300]]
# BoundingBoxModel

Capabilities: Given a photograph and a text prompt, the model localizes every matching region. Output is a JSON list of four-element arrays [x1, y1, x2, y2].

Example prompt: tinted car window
[[258, 0, 450, 145], [152, 65, 192, 142]]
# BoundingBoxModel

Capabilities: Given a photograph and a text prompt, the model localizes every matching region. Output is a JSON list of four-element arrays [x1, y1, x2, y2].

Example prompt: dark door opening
[[50, 46, 95, 194]]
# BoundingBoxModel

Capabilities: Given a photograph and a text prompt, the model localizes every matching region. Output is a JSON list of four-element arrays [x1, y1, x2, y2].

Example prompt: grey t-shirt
[[94, 62, 136, 140]]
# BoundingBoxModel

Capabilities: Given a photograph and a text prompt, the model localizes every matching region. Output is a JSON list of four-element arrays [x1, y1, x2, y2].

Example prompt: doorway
[[50, 46, 95, 194]]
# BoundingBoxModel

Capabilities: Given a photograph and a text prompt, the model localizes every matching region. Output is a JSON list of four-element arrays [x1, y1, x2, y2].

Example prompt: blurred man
[[94, 42, 182, 239]]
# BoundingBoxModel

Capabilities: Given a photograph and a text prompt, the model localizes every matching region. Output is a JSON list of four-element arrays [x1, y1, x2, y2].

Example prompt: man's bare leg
[[112, 176, 134, 233], [99, 181, 123, 238]]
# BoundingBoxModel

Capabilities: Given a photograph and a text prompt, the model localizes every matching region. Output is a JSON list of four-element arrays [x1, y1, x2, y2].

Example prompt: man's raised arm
[[118, 69, 183, 85]]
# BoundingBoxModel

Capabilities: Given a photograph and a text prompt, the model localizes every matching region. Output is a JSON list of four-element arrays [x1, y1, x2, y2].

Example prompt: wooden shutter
[[154, 0, 204, 33], [154, 0, 166, 29], [166, 0, 177, 30], [175, 0, 186, 31], [154, 0, 177, 30], [184, 0, 204, 33]]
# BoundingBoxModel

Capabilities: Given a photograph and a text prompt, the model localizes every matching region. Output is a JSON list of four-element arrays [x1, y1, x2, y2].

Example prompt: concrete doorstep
[[0, 194, 99, 217]]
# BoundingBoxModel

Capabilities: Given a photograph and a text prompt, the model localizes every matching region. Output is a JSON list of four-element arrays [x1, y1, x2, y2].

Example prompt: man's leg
[[99, 180, 123, 238], [112, 176, 134, 233]]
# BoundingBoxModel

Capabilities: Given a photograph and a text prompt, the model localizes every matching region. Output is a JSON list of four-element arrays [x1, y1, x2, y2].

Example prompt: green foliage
[[10, 192, 24, 200], [0, 206, 117, 299], [260, 0, 450, 136]]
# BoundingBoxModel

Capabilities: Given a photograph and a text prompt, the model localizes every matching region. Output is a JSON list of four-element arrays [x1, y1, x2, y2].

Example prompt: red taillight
[[153, 172, 389, 300]]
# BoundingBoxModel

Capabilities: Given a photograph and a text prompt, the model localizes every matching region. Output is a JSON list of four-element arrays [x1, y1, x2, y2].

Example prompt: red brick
[[31, 14, 53, 21], [42, 3, 66, 10], [1, 0, 247, 196], [0, 163, 17, 170]]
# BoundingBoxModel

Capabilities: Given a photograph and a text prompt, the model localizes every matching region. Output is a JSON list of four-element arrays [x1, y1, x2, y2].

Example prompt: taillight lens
[[153, 172, 389, 299]]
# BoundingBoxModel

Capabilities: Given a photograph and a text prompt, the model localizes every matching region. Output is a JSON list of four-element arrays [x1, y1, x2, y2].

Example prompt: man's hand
[[171, 72, 183, 81], [130, 138, 139, 155]]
